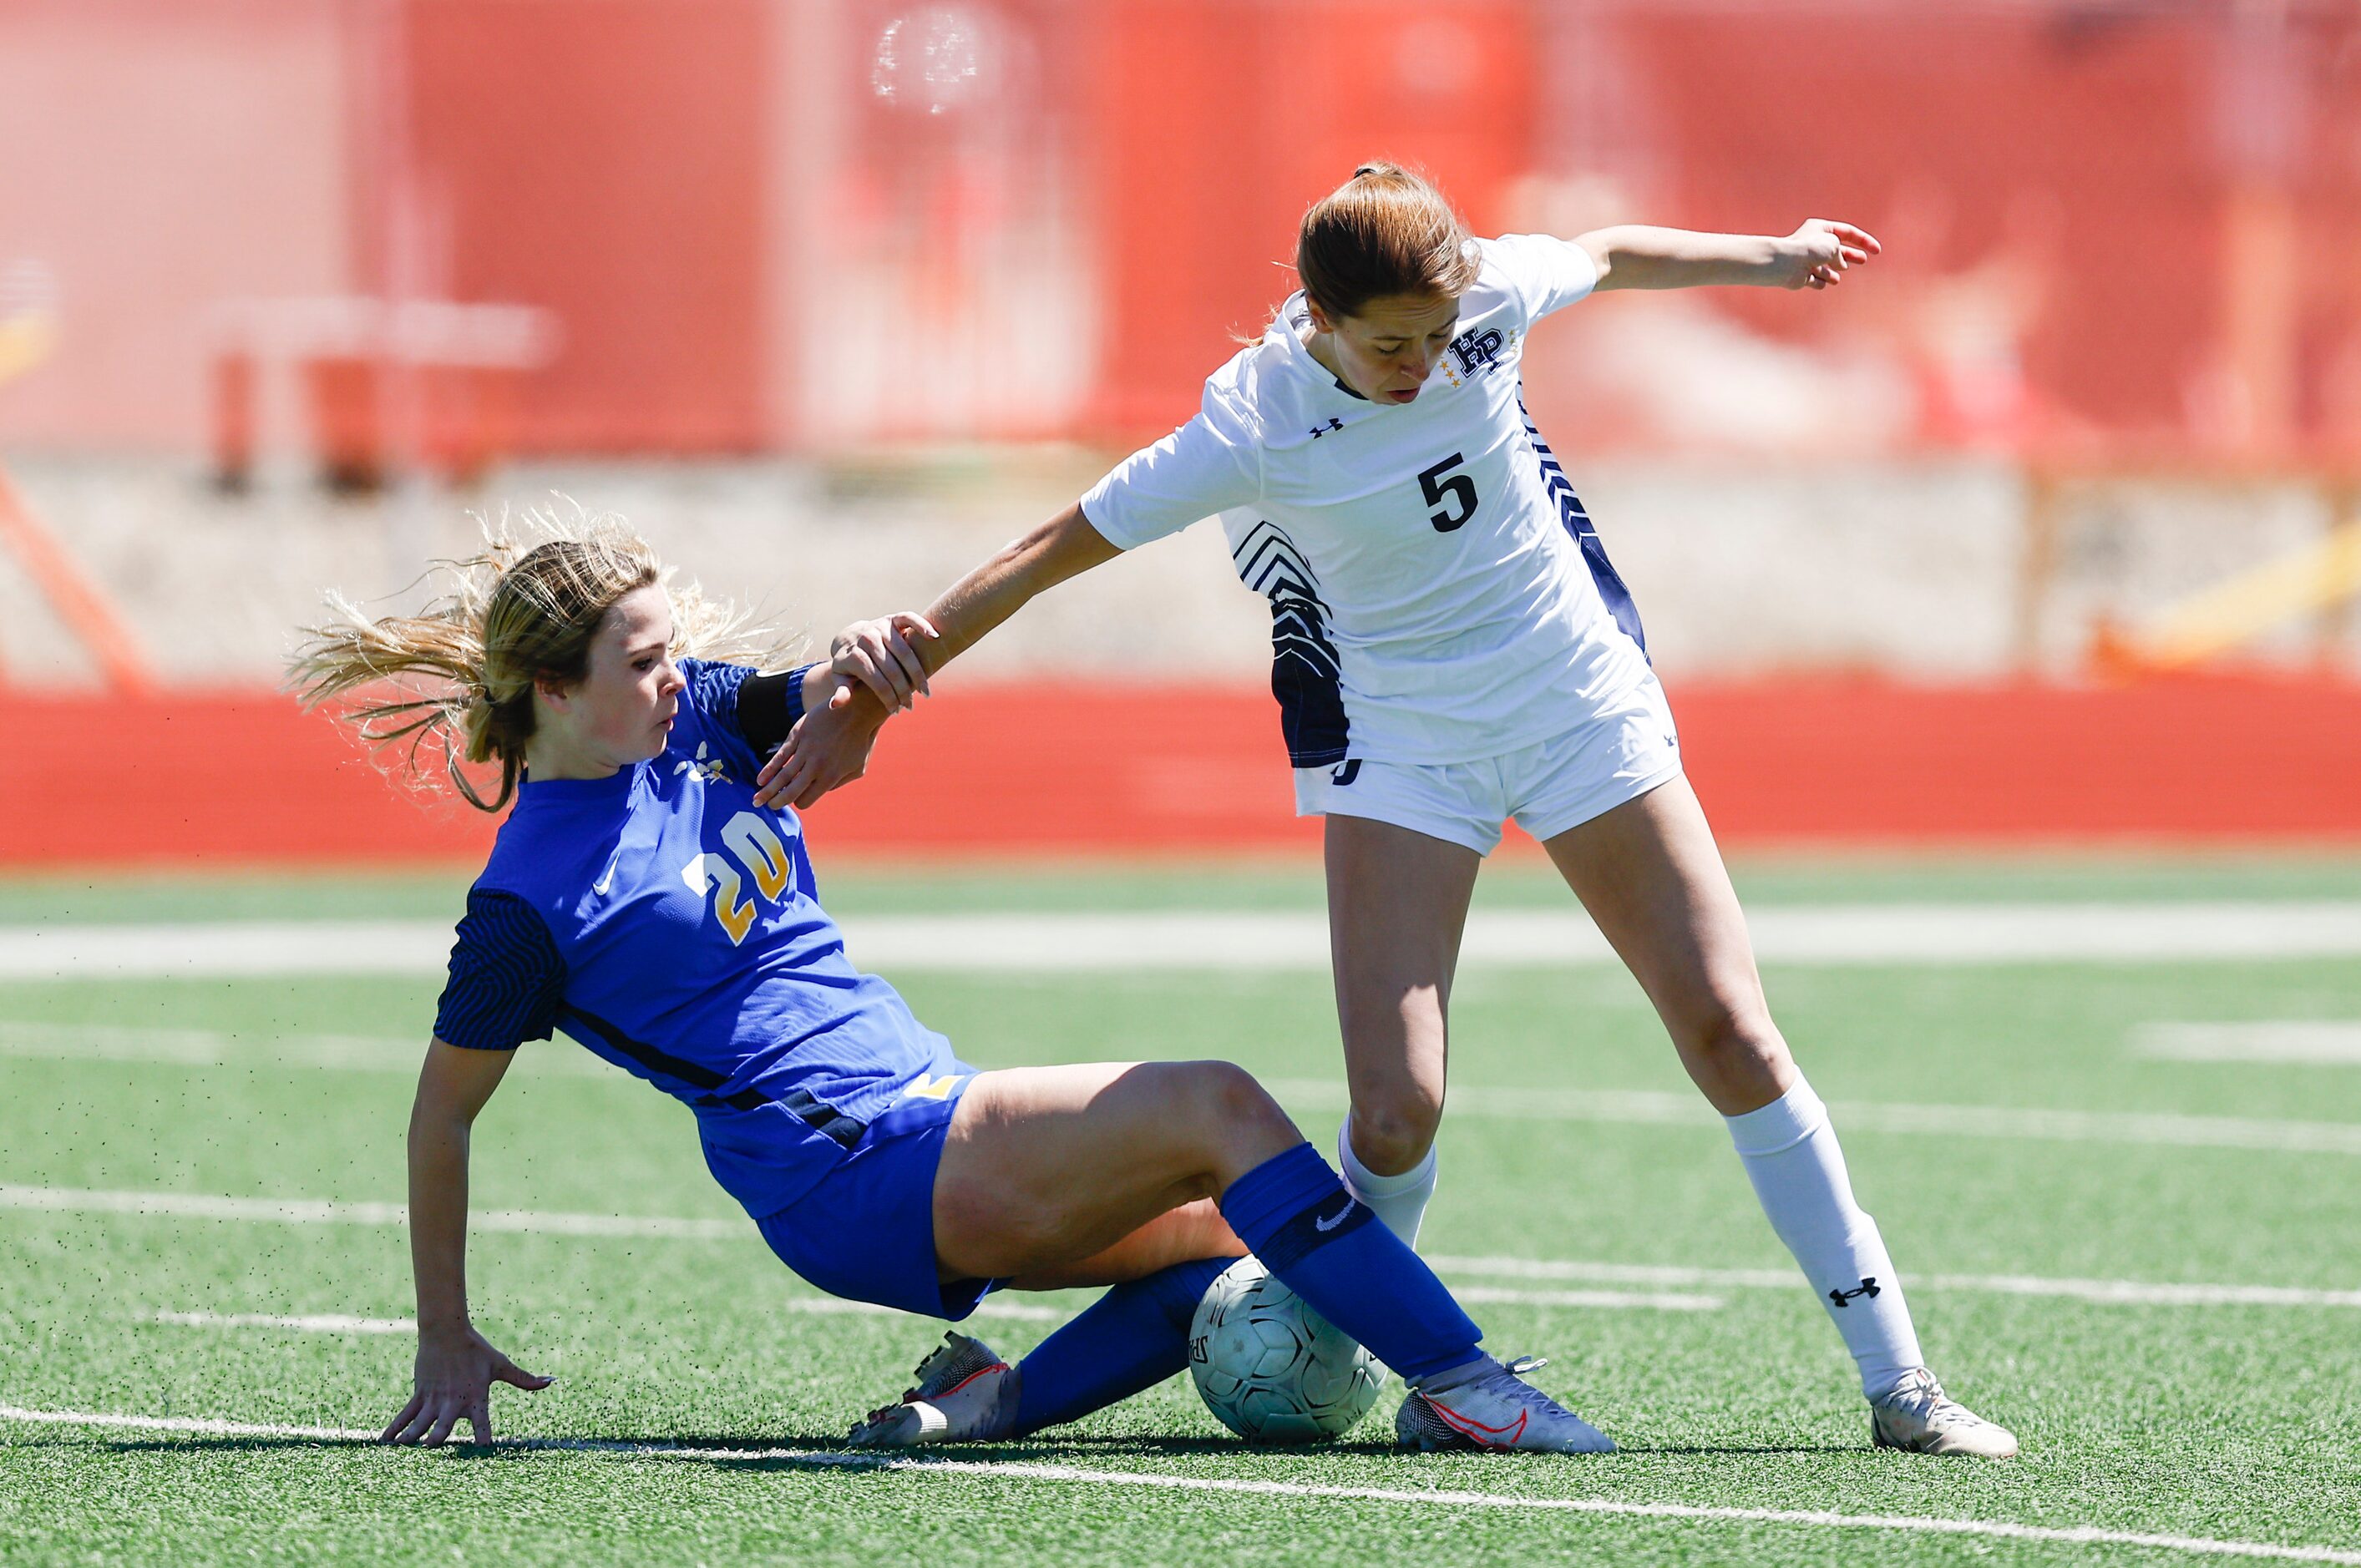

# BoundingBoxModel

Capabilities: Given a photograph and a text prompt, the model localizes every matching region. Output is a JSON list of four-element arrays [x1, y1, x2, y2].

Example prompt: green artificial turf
[[3, 844, 2358, 927], [3, 857, 2358, 1565]]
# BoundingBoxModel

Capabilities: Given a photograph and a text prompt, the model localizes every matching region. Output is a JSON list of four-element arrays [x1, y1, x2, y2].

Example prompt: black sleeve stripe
[[737, 664, 817, 758], [433, 889, 566, 1052], [560, 1002, 864, 1144]]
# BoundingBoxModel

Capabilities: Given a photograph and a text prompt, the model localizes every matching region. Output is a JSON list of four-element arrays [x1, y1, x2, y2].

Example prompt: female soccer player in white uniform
[[763, 164, 2016, 1457], [295, 518, 1610, 1454]]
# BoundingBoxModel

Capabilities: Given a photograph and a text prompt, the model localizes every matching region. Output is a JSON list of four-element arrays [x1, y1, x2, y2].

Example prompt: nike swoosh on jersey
[[1314, 1201, 1356, 1232]]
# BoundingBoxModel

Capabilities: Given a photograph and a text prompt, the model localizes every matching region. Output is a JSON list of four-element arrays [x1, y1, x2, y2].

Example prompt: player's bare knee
[[1348, 1087, 1441, 1176], [1173, 1060, 1298, 1149], [1680, 1004, 1791, 1105]]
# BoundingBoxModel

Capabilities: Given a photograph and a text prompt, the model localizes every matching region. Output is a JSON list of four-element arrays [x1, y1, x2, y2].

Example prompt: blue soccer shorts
[[753, 1060, 1000, 1320]]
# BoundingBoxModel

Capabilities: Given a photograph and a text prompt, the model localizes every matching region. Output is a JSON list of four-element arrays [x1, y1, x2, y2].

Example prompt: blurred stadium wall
[[0, 0, 2355, 863], [9, 0, 2361, 457]]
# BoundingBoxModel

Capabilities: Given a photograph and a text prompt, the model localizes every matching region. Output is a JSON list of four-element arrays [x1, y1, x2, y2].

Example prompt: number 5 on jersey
[[1420, 453, 1477, 533], [681, 809, 795, 944]]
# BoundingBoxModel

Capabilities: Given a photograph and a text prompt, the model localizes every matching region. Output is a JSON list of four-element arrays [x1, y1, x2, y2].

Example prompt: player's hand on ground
[[1777, 219, 1880, 290], [382, 1324, 550, 1447], [754, 680, 888, 810], [830, 612, 939, 711]]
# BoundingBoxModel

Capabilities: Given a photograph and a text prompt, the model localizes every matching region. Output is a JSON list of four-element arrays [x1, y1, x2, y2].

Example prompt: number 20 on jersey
[[681, 810, 796, 944]]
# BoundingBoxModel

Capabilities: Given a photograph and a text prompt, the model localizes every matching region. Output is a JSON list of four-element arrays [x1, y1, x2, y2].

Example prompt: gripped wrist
[[787, 661, 830, 728]]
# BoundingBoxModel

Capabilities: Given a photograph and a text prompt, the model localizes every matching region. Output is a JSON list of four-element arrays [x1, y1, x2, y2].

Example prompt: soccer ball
[[1188, 1257, 1383, 1443]]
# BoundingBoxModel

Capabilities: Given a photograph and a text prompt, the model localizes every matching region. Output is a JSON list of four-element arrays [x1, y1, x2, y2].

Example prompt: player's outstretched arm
[[383, 1040, 551, 1446], [754, 503, 1120, 808], [1578, 220, 1880, 293]]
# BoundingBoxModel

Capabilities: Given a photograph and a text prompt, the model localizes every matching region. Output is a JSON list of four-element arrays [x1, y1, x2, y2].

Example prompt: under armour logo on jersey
[[1448, 326, 1506, 377], [1829, 1277, 1882, 1308], [1309, 416, 1345, 438]]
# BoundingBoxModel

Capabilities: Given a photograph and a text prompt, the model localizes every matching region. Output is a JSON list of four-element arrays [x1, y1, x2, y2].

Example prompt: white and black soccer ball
[[1188, 1257, 1383, 1443]]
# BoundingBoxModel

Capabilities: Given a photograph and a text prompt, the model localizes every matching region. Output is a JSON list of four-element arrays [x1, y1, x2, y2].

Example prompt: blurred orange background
[[5, 0, 2358, 462], [2, 0, 2357, 863]]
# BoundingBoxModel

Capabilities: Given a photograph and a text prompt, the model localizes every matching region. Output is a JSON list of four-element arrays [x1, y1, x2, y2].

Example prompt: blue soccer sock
[[1010, 1256, 1233, 1436], [1217, 1142, 1482, 1382]]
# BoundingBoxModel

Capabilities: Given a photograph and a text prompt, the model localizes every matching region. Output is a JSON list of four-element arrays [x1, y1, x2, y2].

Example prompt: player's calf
[[1213, 1142, 1616, 1455]]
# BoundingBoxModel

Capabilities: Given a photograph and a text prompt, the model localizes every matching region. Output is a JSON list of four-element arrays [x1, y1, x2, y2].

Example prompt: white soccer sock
[[1725, 1076, 1923, 1399], [1336, 1116, 1439, 1247]]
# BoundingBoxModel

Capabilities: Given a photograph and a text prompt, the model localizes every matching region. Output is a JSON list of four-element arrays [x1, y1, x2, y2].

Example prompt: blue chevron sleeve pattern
[[1230, 519, 1348, 768], [681, 658, 760, 777], [433, 888, 567, 1052]]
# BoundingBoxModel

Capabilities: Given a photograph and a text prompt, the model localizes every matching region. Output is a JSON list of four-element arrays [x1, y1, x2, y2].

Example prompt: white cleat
[[1396, 1356, 1615, 1454], [1871, 1368, 2019, 1458], [846, 1331, 1017, 1448]]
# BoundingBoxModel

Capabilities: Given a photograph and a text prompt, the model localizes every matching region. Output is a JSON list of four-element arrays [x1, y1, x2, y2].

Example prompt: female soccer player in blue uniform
[[763, 164, 2016, 1457], [291, 518, 1609, 1454]]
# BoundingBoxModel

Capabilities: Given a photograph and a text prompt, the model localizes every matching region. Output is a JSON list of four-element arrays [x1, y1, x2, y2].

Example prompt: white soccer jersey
[[1080, 234, 1651, 768]]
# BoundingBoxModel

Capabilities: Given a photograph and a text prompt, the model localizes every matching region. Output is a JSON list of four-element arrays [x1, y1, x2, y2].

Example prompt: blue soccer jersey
[[432, 658, 967, 1219]]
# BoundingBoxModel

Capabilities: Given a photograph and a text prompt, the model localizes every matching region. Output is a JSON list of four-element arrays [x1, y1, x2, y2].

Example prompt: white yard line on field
[[7, 902, 2361, 980], [0, 1019, 609, 1074], [1426, 1256, 2361, 1312], [788, 1297, 1066, 1323], [10, 1182, 2358, 1313], [154, 1310, 414, 1335], [0, 1183, 740, 1237], [833, 903, 2361, 968], [23, 1019, 2355, 1156], [143, 1292, 1706, 1336], [1452, 1285, 1723, 1312], [140, 1293, 1698, 1339], [11, 1012, 2361, 1159], [2, 1404, 2356, 1565], [148, 1301, 1061, 1333], [2130, 1022, 2361, 1065], [1259, 1079, 2361, 1157]]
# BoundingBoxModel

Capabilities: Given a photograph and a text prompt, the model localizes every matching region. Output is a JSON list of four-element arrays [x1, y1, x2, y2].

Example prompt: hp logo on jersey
[[1448, 326, 1505, 377]]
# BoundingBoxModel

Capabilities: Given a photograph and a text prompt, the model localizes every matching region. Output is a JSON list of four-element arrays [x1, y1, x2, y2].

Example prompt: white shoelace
[[1881, 1368, 1978, 1429], [1477, 1354, 1568, 1415]]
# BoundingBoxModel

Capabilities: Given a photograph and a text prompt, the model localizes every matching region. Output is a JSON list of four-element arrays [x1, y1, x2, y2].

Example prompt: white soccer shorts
[[1291, 676, 1682, 856]]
